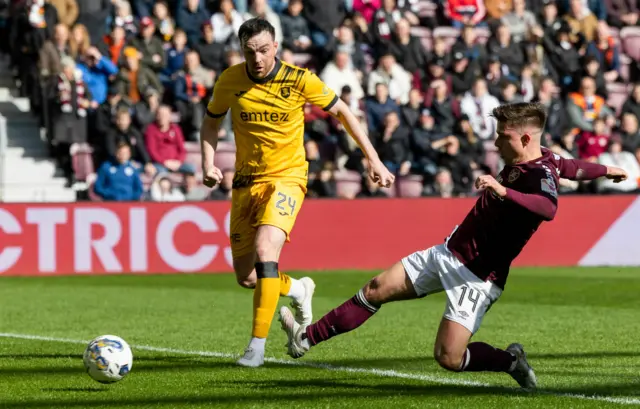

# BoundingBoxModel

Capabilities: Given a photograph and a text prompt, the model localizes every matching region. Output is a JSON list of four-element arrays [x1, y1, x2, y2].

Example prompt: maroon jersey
[[447, 148, 606, 290]]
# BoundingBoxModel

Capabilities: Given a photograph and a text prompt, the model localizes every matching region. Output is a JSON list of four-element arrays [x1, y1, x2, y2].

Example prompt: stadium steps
[[0, 59, 77, 202]]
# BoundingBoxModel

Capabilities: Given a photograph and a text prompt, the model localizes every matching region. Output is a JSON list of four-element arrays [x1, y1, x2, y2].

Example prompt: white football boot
[[290, 277, 315, 327], [279, 306, 309, 359], [506, 343, 537, 390], [236, 347, 265, 368]]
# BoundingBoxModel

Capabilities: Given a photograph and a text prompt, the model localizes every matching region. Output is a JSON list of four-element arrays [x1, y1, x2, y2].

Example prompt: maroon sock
[[304, 289, 379, 346], [460, 342, 516, 372]]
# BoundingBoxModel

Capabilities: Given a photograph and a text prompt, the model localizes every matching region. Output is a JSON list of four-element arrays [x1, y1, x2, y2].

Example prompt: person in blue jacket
[[94, 142, 144, 201], [76, 46, 119, 107]]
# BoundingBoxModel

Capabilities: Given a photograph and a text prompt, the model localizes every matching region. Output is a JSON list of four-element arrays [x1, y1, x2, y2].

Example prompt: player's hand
[[475, 174, 507, 198], [367, 159, 395, 188], [605, 166, 628, 183], [203, 166, 223, 188]]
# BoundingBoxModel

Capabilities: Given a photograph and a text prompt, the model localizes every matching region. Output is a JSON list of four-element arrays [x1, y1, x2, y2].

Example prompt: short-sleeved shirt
[[207, 59, 338, 187]]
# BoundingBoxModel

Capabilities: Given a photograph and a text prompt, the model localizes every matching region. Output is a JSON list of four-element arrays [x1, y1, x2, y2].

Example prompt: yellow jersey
[[206, 59, 338, 188]]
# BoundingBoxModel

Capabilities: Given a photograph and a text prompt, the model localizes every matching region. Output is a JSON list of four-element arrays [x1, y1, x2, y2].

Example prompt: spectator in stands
[[410, 108, 441, 178], [320, 50, 365, 102], [181, 172, 210, 200], [367, 50, 412, 104], [549, 135, 581, 193], [54, 56, 89, 186], [619, 112, 640, 152], [460, 78, 500, 140], [39, 23, 71, 79], [501, 0, 538, 43], [597, 137, 640, 192], [133, 0, 155, 19], [176, 0, 210, 46], [93, 142, 144, 201], [536, 77, 566, 140], [301, 0, 346, 48], [280, 0, 312, 53], [152, 1, 175, 43], [352, 0, 381, 24], [134, 88, 161, 130], [160, 29, 188, 88], [565, 0, 598, 42], [305, 140, 337, 197], [582, 55, 608, 98], [566, 76, 615, 132], [98, 25, 127, 68], [107, 108, 156, 176], [487, 23, 526, 77], [445, 0, 487, 29], [210, 0, 244, 45], [145, 105, 195, 174], [112, 0, 138, 39], [577, 117, 611, 161], [210, 168, 234, 200], [365, 82, 400, 135], [586, 23, 620, 83], [389, 18, 426, 74], [115, 47, 163, 105], [374, 110, 412, 175], [542, 21, 582, 92], [400, 88, 423, 128], [457, 114, 486, 172], [50, 0, 78, 28], [621, 83, 640, 121], [194, 22, 226, 74], [485, 54, 506, 97], [371, 0, 402, 46], [427, 78, 459, 135], [559, 0, 607, 21], [425, 167, 454, 198], [450, 51, 475, 96], [130, 17, 166, 72], [174, 50, 214, 141], [95, 85, 130, 145], [245, 0, 283, 46], [451, 25, 487, 74], [149, 174, 186, 201], [540, 0, 564, 40], [435, 134, 473, 195], [76, 46, 119, 106], [69, 23, 91, 58], [605, 0, 639, 29], [356, 173, 389, 198], [426, 36, 452, 71], [325, 25, 367, 74], [485, 0, 512, 21], [498, 80, 523, 104]]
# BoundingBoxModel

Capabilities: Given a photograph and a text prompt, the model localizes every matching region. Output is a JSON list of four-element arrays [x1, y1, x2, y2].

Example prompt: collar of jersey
[[245, 58, 282, 84]]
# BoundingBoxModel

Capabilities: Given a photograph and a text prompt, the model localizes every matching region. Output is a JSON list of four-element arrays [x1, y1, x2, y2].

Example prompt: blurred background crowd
[[2, 0, 640, 201]]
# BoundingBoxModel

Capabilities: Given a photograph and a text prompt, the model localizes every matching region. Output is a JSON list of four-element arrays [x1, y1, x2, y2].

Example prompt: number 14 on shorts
[[458, 285, 480, 317], [275, 192, 297, 216]]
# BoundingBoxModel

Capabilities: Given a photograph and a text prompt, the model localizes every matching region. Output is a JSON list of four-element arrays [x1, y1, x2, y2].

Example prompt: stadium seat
[[70, 143, 94, 182], [419, 36, 433, 52], [606, 83, 630, 115], [620, 27, 640, 61], [184, 141, 200, 153], [417, 0, 437, 18], [185, 151, 202, 172], [334, 170, 362, 198], [292, 53, 313, 68], [380, 184, 396, 198], [609, 27, 620, 45], [620, 54, 632, 82], [432, 27, 460, 51], [397, 174, 424, 198], [217, 140, 236, 152], [215, 150, 236, 172], [410, 26, 431, 39]]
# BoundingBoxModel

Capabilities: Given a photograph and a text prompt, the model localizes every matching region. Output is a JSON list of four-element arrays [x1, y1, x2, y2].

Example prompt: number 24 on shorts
[[275, 192, 297, 216]]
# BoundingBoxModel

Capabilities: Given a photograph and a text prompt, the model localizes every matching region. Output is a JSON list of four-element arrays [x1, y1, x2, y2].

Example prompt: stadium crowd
[[2, 0, 640, 201]]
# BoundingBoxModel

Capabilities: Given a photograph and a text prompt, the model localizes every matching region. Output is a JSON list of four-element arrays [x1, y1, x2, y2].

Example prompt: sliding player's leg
[[280, 259, 420, 358], [237, 181, 312, 368], [432, 251, 537, 389]]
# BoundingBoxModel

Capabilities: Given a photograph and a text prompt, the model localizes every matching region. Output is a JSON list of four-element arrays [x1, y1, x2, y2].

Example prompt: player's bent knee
[[434, 346, 464, 372], [236, 275, 256, 289], [233, 254, 257, 289]]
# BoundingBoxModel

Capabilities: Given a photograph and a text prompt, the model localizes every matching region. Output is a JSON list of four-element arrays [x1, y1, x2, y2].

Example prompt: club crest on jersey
[[508, 168, 521, 183], [280, 87, 290, 98]]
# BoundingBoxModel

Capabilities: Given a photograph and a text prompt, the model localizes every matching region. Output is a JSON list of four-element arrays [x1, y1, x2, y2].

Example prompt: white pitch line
[[1, 332, 639, 406]]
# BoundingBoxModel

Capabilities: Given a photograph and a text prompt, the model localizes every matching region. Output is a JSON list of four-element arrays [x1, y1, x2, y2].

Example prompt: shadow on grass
[[40, 387, 107, 393]]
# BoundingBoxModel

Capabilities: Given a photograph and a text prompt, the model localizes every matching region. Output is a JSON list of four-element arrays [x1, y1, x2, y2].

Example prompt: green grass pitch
[[1, 267, 640, 408]]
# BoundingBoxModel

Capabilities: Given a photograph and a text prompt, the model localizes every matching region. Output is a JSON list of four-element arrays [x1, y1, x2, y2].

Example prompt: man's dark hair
[[491, 102, 548, 130], [238, 18, 275, 46]]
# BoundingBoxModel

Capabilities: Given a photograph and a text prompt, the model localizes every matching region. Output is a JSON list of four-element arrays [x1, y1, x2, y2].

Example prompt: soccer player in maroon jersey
[[279, 102, 628, 389]]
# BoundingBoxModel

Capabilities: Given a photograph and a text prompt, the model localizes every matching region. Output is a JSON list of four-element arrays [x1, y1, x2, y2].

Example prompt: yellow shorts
[[230, 179, 306, 258]]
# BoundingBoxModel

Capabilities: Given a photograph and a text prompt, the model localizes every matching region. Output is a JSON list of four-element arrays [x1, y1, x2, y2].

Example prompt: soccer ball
[[83, 335, 133, 384]]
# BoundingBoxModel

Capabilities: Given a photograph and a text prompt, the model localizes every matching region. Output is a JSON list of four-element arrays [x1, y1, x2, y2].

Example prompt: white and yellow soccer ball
[[83, 335, 133, 384]]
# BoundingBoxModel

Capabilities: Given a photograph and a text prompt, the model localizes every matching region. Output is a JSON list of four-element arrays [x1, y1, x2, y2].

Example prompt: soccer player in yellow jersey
[[200, 18, 395, 367]]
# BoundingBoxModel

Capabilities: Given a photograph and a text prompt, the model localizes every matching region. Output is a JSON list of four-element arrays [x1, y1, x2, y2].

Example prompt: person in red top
[[445, 0, 487, 28], [577, 117, 610, 161], [279, 102, 628, 389], [144, 105, 196, 174]]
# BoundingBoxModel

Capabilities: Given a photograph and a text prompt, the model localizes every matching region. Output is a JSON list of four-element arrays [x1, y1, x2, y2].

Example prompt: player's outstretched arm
[[328, 99, 395, 188], [558, 157, 628, 183], [200, 115, 224, 187]]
